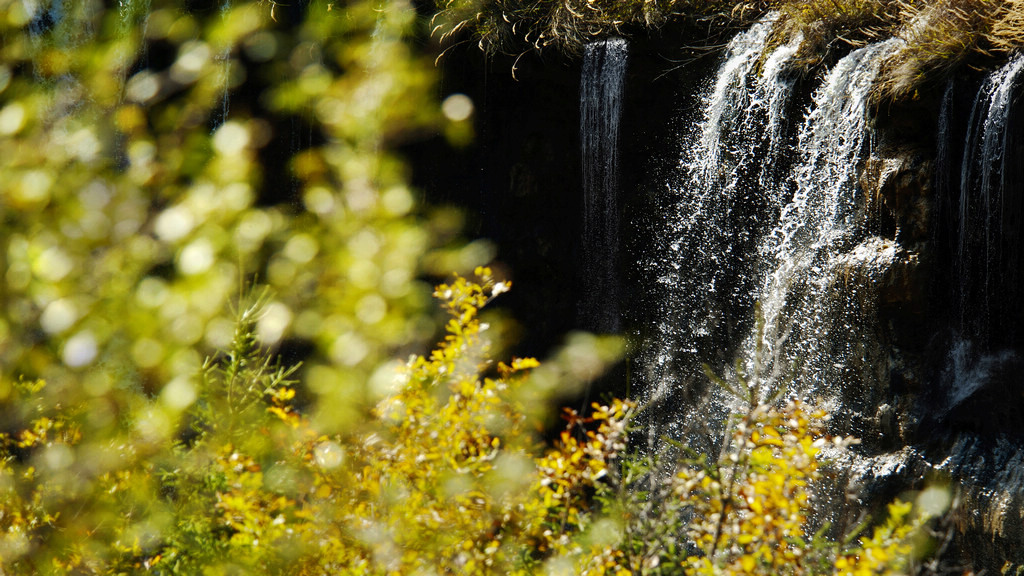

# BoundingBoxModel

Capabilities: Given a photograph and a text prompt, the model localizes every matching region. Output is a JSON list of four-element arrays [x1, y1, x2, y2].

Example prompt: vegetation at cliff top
[[432, 0, 1024, 99]]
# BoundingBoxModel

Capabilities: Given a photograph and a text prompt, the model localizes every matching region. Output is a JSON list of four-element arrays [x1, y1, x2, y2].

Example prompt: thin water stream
[[957, 54, 1024, 347], [580, 37, 629, 333]]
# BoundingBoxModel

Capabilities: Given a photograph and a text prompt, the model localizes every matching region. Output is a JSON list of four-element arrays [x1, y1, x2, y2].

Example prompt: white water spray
[[639, 17, 803, 451], [748, 39, 902, 399]]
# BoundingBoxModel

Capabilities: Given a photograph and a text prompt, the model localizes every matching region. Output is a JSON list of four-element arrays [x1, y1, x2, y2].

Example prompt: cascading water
[[748, 39, 902, 405], [636, 20, 1024, 559], [752, 34, 804, 192], [932, 56, 1024, 519], [579, 37, 629, 333], [956, 54, 1024, 348], [934, 79, 959, 275], [640, 16, 802, 448]]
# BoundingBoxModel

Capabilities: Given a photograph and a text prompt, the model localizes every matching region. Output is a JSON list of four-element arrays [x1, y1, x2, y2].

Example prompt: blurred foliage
[[0, 0, 483, 439], [0, 0, 476, 568], [1, 270, 942, 574]]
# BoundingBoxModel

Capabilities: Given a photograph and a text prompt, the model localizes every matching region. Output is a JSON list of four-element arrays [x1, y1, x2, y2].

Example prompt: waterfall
[[640, 17, 801, 448], [754, 34, 804, 193], [956, 54, 1024, 348], [687, 20, 774, 188], [747, 39, 902, 402], [645, 19, 771, 405], [939, 58, 1024, 547], [937, 54, 1024, 426], [688, 24, 801, 200], [931, 55, 1024, 567], [934, 79, 958, 277], [579, 37, 629, 333]]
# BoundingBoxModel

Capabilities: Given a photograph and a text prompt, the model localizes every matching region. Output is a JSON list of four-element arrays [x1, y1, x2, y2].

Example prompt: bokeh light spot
[[213, 121, 250, 155], [0, 103, 26, 135], [161, 376, 197, 410], [178, 238, 215, 275], [441, 93, 474, 121], [40, 299, 78, 334], [63, 331, 98, 368], [313, 441, 344, 469], [126, 71, 161, 103], [257, 302, 293, 345], [34, 246, 73, 282], [330, 332, 369, 366], [155, 206, 195, 242]]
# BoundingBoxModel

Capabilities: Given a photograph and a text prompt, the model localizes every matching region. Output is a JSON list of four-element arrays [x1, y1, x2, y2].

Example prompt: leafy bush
[[1, 271, 944, 574]]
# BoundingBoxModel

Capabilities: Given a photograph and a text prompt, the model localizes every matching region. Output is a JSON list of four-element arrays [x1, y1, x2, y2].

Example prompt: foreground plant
[[0, 269, 625, 573], [672, 400, 941, 575], [0, 271, 943, 574]]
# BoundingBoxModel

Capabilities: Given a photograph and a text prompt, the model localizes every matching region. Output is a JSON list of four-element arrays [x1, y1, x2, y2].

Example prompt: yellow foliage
[[664, 399, 940, 576], [310, 268, 635, 574], [674, 401, 839, 574], [834, 501, 922, 576], [0, 274, 945, 575]]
